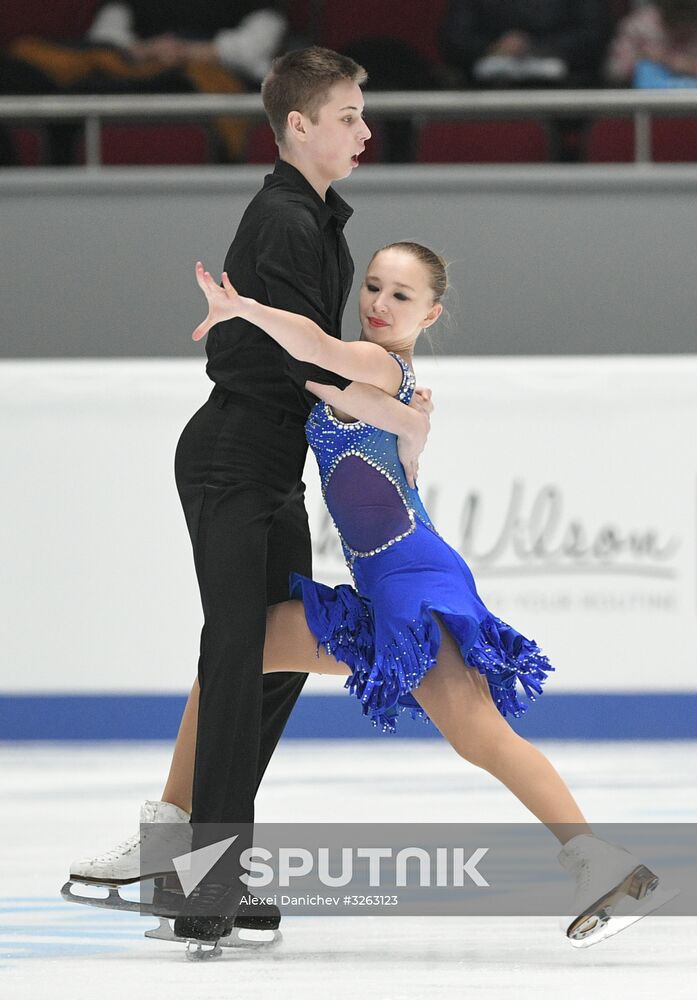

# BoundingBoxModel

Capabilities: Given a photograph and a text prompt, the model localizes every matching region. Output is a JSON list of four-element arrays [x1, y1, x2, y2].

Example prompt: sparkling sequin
[[306, 352, 440, 574], [291, 350, 555, 735]]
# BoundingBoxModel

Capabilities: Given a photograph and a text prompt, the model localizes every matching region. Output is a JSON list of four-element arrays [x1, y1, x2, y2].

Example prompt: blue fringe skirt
[[290, 521, 555, 733]]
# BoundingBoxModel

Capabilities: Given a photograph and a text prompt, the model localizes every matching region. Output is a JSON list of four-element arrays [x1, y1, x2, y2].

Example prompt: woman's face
[[358, 248, 442, 351]]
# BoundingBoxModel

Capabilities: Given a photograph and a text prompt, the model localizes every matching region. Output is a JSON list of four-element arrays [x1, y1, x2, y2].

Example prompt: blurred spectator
[[439, 0, 609, 88], [82, 1, 286, 81], [1, 1, 288, 164], [605, 0, 697, 84], [437, 1, 610, 164]]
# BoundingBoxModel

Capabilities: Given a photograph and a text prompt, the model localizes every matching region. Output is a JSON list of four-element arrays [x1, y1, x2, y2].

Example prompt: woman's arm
[[193, 264, 433, 486], [308, 382, 431, 489], [193, 264, 404, 396]]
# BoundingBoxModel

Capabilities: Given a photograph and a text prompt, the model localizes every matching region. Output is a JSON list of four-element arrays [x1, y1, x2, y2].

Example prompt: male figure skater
[[171, 47, 433, 946]]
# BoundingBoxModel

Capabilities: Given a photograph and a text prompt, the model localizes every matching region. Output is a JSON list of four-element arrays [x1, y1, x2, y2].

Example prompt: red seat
[[416, 120, 550, 163], [0, 0, 99, 45], [653, 118, 697, 161], [586, 117, 697, 162], [319, 0, 447, 66], [75, 124, 212, 165], [244, 123, 279, 164], [585, 119, 634, 162], [8, 127, 44, 166]]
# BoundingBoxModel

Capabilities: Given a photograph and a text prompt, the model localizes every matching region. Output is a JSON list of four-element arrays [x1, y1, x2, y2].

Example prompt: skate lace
[[89, 833, 139, 863], [92, 826, 158, 863]]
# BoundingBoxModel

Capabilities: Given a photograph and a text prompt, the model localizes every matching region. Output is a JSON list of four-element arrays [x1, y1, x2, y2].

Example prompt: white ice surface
[[2, 739, 695, 999]]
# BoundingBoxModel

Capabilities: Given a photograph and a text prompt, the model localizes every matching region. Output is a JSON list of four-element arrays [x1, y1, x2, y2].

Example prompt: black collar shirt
[[205, 158, 355, 419]]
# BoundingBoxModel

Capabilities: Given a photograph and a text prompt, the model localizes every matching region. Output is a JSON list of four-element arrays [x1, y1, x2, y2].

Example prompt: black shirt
[[205, 159, 354, 419]]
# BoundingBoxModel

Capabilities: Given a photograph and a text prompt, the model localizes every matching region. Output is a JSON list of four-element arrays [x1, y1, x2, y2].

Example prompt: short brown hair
[[261, 46, 367, 145]]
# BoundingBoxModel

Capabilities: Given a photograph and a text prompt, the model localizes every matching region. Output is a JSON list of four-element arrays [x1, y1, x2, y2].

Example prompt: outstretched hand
[[192, 261, 253, 341]]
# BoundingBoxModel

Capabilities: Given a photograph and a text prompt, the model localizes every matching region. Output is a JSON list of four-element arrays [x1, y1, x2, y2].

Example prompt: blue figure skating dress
[[290, 352, 554, 733]]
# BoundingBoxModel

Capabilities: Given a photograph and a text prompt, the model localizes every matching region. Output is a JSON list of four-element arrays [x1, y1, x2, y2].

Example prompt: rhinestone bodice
[[305, 352, 439, 575]]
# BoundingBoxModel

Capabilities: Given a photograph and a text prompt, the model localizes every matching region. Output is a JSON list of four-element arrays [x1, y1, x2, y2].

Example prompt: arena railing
[[2, 89, 697, 166]]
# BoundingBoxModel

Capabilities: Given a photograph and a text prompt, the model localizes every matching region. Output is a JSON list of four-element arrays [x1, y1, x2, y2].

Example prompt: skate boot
[[68, 800, 191, 884], [61, 799, 191, 912], [63, 800, 283, 946], [557, 833, 679, 948]]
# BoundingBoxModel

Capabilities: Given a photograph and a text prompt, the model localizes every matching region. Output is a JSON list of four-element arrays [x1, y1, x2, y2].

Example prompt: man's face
[[303, 80, 372, 182]]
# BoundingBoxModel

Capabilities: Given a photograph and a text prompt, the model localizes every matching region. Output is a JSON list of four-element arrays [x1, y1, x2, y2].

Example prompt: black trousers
[[174, 384, 312, 827]]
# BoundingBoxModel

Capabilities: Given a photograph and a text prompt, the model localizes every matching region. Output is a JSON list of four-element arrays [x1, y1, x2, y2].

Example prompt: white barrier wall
[[0, 357, 693, 696]]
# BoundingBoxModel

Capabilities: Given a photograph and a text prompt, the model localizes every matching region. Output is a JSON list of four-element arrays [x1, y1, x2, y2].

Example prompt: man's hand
[[397, 386, 434, 489], [192, 261, 254, 341]]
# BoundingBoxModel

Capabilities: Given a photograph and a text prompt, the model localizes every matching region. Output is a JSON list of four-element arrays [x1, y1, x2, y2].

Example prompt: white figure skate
[[62, 798, 191, 914], [67, 799, 190, 885], [557, 833, 680, 948], [61, 799, 282, 947]]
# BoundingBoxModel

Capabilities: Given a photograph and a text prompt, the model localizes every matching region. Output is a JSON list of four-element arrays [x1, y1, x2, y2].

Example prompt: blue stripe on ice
[[1, 693, 696, 740]]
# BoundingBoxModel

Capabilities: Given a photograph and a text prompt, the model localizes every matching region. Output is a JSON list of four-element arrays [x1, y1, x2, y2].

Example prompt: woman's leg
[[412, 615, 592, 846], [161, 601, 349, 811], [161, 678, 200, 815], [161, 601, 587, 845], [260, 599, 352, 675]]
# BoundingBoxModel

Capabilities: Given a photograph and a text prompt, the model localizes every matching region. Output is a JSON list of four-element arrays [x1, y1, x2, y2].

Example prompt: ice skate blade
[[567, 884, 680, 949], [61, 879, 138, 912], [566, 864, 659, 940], [144, 917, 180, 942], [144, 917, 282, 949], [61, 878, 184, 918], [185, 939, 223, 961], [219, 927, 283, 949]]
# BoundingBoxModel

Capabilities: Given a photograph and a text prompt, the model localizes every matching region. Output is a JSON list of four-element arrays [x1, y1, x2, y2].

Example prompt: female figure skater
[[69, 242, 671, 949]]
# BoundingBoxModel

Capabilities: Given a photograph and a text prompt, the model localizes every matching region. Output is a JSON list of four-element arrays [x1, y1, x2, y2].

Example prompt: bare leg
[[260, 600, 351, 676], [160, 601, 348, 811], [161, 678, 200, 814], [161, 602, 588, 846], [412, 615, 592, 846]]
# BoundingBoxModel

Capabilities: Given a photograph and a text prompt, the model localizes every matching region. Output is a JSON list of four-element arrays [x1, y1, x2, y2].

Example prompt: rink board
[[0, 357, 694, 740], [1, 692, 697, 740]]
